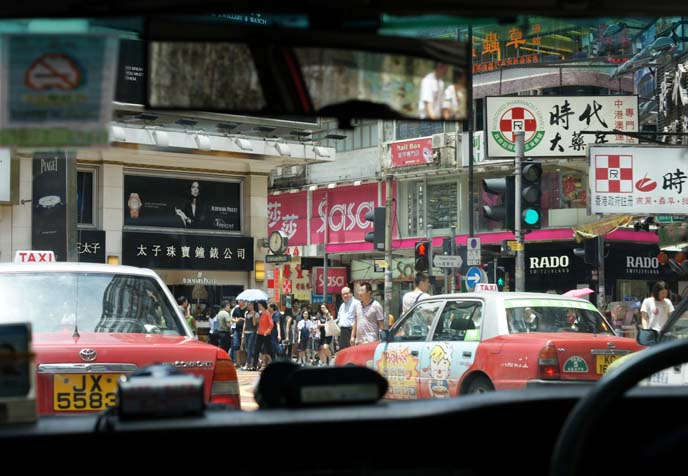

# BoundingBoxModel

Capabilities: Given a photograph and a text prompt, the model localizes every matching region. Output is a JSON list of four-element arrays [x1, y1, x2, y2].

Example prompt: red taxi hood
[[33, 332, 219, 366]]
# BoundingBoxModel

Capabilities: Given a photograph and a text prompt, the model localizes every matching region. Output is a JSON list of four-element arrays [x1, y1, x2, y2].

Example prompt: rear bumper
[[526, 379, 597, 388]]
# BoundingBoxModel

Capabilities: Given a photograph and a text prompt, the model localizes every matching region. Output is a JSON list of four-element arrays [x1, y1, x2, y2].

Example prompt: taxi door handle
[[411, 350, 419, 356], [463, 351, 472, 358]]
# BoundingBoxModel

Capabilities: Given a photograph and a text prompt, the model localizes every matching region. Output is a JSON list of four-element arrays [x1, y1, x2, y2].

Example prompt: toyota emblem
[[79, 349, 97, 362]]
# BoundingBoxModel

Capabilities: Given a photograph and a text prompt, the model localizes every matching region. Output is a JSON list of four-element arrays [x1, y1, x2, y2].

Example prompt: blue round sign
[[466, 267, 483, 290]]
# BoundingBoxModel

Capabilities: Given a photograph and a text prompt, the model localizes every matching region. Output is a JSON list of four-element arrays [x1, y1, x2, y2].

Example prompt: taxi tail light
[[210, 353, 241, 409], [538, 343, 560, 380]]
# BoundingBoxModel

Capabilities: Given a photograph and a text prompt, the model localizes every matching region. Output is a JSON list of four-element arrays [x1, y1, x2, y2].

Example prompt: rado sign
[[529, 256, 570, 269]]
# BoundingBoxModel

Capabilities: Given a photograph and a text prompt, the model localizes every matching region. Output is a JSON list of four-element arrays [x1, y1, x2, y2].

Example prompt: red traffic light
[[416, 242, 427, 256]]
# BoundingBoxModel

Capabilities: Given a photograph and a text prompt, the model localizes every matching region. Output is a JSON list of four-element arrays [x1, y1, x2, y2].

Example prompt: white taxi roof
[[421, 291, 594, 304], [0, 261, 158, 277]]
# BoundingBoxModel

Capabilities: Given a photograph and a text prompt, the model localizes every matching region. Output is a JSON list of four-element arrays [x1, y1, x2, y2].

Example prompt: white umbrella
[[236, 288, 269, 301]]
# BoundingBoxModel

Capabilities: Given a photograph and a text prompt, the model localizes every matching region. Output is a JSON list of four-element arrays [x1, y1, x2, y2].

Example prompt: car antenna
[[72, 274, 80, 339]]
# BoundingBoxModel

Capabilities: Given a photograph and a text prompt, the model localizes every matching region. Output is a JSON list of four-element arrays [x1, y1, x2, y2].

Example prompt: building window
[[407, 181, 425, 237], [427, 181, 458, 230], [77, 170, 95, 226]]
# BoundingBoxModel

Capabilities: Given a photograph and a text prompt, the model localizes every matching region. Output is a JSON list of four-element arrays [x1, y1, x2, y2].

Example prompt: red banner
[[311, 182, 396, 244], [390, 137, 434, 168], [268, 191, 308, 246], [313, 267, 348, 294]]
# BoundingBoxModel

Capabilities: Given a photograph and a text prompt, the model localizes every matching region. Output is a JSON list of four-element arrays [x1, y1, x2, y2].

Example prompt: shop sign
[[124, 175, 241, 232], [77, 229, 105, 263], [589, 145, 688, 214], [606, 244, 660, 280], [390, 137, 434, 168], [268, 191, 308, 246], [526, 252, 572, 276], [182, 276, 217, 285], [32, 151, 69, 261], [313, 267, 348, 294], [486, 96, 638, 158], [311, 182, 395, 244], [311, 294, 334, 305], [122, 231, 253, 271]]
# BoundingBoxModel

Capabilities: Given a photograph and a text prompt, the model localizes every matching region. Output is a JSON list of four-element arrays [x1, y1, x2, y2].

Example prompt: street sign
[[467, 237, 481, 266], [466, 266, 484, 291], [265, 254, 290, 263], [506, 240, 523, 251], [433, 255, 463, 268]]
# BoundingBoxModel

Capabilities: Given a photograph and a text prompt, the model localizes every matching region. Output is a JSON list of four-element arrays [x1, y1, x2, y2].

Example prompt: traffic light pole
[[514, 131, 525, 292], [384, 173, 394, 328]]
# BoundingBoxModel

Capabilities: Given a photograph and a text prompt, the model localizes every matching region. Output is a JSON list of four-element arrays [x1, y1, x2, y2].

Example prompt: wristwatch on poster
[[128, 193, 142, 218]]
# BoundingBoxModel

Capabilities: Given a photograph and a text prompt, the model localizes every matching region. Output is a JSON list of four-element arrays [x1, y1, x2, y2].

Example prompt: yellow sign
[[374, 259, 388, 269], [507, 240, 523, 251]]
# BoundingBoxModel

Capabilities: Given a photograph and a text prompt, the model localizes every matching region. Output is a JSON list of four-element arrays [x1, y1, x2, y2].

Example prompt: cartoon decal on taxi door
[[426, 343, 452, 398]]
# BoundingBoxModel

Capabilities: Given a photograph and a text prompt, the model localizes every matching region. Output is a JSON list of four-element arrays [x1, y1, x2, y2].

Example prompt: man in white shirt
[[442, 69, 467, 120], [336, 286, 361, 349], [418, 63, 448, 119], [402, 272, 431, 316]]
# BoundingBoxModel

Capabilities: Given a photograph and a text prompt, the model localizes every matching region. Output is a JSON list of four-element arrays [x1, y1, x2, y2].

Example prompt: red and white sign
[[313, 267, 348, 294], [390, 137, 434, 168], [282, 279, 292, 294], [311, 182, 395, 244], [589, 145, 688, 214], [25, 53, 82, 91], [594, 154, 633, 193], [14, 250, 56, 263], [268, 191, 308, 246]]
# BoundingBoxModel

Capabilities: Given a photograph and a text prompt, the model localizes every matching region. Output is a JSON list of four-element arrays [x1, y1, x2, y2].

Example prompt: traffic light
[[415, 241, 430, 272], [482, 175, 515, 231], [487, 260, 506, 291], [364, 206, 386, 251], [521, 161, 542, 230], [574, 239, 598, 265]]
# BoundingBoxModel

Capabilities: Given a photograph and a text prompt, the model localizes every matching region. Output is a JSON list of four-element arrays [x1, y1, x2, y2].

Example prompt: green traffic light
[[523, 208, 540, 226], [497, 277, 504, 286]]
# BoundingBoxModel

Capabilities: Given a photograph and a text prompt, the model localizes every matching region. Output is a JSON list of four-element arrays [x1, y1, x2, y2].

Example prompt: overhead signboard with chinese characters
[[589, 145, 688, 214], [122, 232, 253, 271], [77, 229, 105, 263], [390, 137, 434, 168], [268, 191, 308, 246], [486, 96, 638, 158]]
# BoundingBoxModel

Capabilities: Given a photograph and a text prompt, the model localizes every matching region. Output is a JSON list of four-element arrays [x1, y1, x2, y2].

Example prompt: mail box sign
[[14, 250, 56, 263]]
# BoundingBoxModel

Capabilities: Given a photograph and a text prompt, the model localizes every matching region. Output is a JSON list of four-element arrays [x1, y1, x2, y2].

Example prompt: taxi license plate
[[54, 374, 120, 411], [595, 355, 619, 375]]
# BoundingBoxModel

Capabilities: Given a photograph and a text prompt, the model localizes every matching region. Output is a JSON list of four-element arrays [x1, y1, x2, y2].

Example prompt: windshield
[[0, 10, 683, 416], [0, 273, 183, 335]]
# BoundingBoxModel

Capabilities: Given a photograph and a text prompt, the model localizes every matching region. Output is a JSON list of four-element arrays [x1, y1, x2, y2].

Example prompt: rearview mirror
[[637, 328, 658, 346], [147, 19, 470, 121]]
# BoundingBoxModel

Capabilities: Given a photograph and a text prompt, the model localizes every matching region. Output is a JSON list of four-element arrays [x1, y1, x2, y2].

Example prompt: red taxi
[[0, 256, 240, 414], [336, 291, 644, 398]]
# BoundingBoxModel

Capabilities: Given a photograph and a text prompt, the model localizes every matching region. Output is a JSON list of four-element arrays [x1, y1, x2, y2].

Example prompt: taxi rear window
[[0, 272, 183, 335], [504, 299, 613, 334]]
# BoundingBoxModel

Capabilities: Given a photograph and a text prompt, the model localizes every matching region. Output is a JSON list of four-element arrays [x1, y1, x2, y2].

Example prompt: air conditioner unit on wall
[[432, 133, 448, 148]]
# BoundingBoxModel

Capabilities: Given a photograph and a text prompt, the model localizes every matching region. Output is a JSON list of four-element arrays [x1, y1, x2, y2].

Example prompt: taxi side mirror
[[637, 329, 658, 346]]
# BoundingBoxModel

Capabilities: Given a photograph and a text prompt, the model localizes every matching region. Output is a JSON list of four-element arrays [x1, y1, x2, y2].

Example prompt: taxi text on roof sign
[[474, 283, 499, 292], [14, 250, 55, 263]]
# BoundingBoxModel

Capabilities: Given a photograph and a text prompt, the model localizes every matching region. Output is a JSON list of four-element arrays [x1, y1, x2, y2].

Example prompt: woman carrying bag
[[320, 304, 338, 366]]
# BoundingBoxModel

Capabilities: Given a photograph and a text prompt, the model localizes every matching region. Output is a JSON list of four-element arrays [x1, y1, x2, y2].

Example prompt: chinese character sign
[[267, 191, 308, 246], [589, 146, 688, 214], [486, 96, 638, 157], [311, 182, 395, 245], [390, 137, 434, 168]]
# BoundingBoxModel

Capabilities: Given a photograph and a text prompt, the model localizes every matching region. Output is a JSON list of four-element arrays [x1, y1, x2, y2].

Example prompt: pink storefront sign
[[311, 182, 394, 244], [268, 191, 308, 246], [313, 266, 348, 294]]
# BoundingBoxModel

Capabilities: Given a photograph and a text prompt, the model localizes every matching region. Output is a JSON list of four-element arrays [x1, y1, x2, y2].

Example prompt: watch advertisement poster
[[124, 175, 241, 232], [31, 151, 68, 261]]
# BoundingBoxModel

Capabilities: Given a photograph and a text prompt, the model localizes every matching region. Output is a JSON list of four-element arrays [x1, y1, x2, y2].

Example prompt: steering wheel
[[549, 338, 688, 476]]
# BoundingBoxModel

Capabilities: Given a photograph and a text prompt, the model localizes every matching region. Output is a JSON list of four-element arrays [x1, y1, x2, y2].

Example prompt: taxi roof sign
[[14, 250, 56, 263], [474, 283, 498, 292]]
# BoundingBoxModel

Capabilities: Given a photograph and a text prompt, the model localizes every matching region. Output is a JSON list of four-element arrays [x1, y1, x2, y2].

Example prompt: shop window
[[77, 170, 95, 226], [559, 171, 587, 209]]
